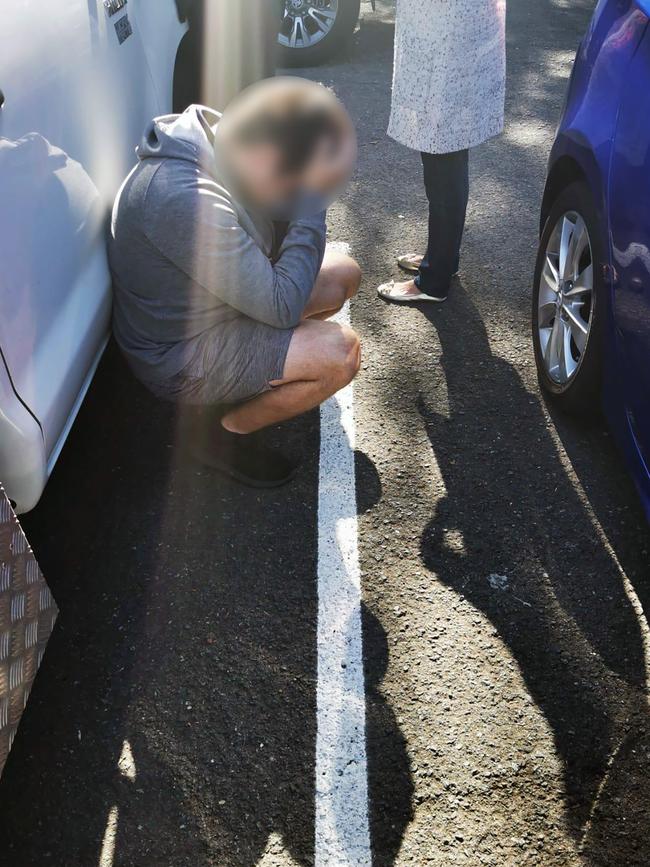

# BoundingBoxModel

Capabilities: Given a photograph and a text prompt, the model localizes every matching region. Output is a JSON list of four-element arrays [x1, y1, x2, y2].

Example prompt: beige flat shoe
[[397, 253, 423, 273], [377, 280, 447, 304], [397, 253, 460, 277]]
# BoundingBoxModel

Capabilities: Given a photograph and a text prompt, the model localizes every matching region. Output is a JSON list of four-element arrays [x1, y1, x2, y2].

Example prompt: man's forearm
[[268, 212, 328, 327]]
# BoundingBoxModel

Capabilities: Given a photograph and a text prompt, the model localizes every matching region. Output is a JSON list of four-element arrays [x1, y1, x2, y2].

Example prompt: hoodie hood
[[136, 105, 220, 174]]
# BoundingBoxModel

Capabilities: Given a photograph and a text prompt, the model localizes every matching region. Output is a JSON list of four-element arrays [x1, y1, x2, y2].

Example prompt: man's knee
[[342, 256, 362, 300], [330, 324, 361, 385], [326, 254, 362, 306]]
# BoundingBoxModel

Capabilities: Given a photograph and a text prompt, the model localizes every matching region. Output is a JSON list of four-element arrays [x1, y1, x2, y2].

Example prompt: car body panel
[[545, 1, 648, 234], [0, 133, 112, 459], [0, 1, 184, 512], [132, 1, 186, 110], [0, 353, 46, 513], [608, 23, 650, 511], [541, 0, 650, 518]]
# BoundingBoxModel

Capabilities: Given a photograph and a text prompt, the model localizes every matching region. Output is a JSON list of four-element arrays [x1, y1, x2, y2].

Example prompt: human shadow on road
[[113, 397, 411, 865], [0, 342, 411, 866], [417, 284, 650, 864], [363, 605, 414, 867]]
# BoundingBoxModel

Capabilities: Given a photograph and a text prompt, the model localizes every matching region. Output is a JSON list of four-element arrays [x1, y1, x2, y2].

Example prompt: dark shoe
[[189, 425, 298, 488]]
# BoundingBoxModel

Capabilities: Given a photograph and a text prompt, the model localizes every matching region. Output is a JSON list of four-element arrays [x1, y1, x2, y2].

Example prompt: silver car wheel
[[537, 209, 594, 385], [279, 0, 339, 49]]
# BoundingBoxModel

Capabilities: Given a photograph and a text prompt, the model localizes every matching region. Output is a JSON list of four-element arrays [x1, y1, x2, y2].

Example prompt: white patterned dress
[[388, 0, 507, 154]]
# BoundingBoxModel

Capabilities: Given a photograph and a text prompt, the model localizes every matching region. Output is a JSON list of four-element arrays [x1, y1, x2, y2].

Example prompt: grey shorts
[[146, 316, 295, 406]]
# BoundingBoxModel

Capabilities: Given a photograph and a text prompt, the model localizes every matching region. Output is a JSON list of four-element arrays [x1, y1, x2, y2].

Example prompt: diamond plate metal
[[0, 486, 58, 774]]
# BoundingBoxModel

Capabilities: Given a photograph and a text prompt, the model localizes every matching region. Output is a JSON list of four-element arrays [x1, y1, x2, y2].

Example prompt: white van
[[0, 1, 185, 513]]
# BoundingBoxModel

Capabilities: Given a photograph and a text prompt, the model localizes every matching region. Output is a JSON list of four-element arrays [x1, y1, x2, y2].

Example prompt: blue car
[[533, 0, 650, 520]]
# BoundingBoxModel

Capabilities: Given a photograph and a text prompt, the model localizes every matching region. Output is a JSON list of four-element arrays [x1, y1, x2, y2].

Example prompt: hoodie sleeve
[[145, 179, 326, 330]]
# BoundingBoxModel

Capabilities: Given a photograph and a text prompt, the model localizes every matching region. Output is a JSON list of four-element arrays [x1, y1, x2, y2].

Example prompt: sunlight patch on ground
[[256, 833, 303, 866], [542, 47, 579, 77], [550, 0, 584, 10], [362, 310, 451, 423], [442, 527, 467, 556], [390, 597, 582, 866], [504, 118, 555, 152], [117, 739, 136, 781]]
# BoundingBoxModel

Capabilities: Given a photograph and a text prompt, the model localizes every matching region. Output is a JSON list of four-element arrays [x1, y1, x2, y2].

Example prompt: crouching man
[[109, 78, 360, 487]]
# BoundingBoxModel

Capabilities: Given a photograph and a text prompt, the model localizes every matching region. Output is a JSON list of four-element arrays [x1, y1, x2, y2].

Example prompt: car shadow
[[0, 342, 411, 866], [417, 284, 650, 862], [0, 345, 195, 865]]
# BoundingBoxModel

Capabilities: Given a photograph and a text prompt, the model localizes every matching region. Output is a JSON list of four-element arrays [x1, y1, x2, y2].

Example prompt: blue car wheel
[[532, 182, 604, 413]]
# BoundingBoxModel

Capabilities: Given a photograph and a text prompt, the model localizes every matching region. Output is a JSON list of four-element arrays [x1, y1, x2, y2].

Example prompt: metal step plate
[[0, 487, 58, 774]]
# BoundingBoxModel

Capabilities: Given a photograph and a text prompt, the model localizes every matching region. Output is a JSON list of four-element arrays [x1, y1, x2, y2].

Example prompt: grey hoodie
[[108, 105, 326, 385]]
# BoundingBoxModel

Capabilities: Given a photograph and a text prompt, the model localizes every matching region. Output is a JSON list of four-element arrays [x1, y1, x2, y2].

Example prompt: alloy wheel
[[279, 0, 339, 49], [537, 210, 595, 385]]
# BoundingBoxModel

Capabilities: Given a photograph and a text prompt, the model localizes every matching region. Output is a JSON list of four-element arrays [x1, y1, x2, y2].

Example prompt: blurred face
[[233, 142, 303, 210], [226, 125, 357, 217], [217, 77, 357, 217], [301, 120, 357, 201]]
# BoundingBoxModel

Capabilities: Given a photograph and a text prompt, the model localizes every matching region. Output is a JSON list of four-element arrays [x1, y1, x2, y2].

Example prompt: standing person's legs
[[416, 149, 469, 296], [377, 148, 469, 303]]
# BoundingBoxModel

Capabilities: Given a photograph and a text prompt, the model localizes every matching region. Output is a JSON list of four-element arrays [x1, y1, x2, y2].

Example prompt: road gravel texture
[[0, 1, 649, 865]]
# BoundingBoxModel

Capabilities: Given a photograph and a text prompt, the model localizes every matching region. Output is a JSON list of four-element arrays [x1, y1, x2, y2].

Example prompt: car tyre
[[278, 0, 361, 67], [532, 181, 605, 415]]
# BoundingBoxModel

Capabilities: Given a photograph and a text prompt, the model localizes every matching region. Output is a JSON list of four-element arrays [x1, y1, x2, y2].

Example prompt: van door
[[131, 0, 186, 112], [0, 0, 171, 463]]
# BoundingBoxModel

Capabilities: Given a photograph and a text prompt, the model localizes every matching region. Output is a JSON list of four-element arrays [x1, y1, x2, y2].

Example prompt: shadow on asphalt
[[0, 341, 412, 866], [418, 285, 650, 866], [363, 606, 414, 866], [0, 346, 200, 864]]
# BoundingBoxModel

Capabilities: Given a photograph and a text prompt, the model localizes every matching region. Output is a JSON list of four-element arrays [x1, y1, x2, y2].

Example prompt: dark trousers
[[415, 149, 469, 295]]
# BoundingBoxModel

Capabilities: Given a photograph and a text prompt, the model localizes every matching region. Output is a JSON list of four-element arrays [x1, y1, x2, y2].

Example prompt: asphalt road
[[1, 1, 650, 865]]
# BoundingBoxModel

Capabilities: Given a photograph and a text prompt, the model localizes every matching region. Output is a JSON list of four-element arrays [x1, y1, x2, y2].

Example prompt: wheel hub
[[279, 0, 339, 49], [537, 209, 594, 386]]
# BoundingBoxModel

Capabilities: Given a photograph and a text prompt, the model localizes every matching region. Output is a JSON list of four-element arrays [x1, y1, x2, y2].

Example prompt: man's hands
[[302, 114, 357, 197]]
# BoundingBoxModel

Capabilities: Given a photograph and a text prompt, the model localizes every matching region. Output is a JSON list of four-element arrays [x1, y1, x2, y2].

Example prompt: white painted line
[[315, 263, 371, 866], [98, 805, 119, 867]]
